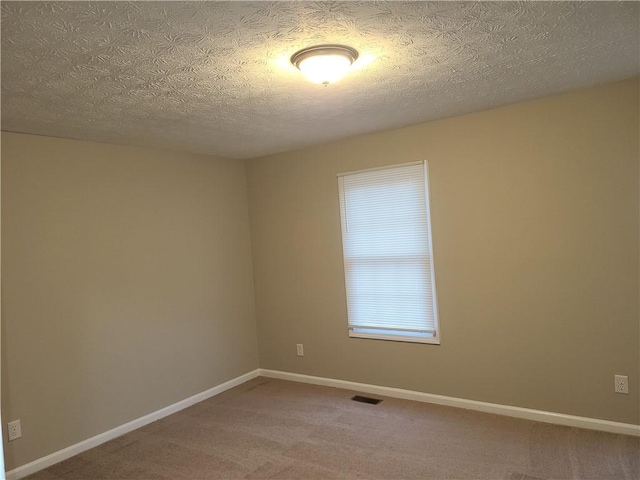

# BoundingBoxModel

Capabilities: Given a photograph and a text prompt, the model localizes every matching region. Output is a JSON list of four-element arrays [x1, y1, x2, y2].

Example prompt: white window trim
[[337, 160, 441, 345], [421, 159, 440, 345]]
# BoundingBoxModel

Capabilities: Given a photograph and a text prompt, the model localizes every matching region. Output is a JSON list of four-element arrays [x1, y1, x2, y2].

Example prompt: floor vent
[[351, 395, 383, 405]]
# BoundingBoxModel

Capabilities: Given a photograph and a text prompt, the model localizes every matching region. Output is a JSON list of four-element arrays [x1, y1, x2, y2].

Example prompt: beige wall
[[245, 78, 640, 425], [1, 132, 259, 470], [1, 78, 638, 473]]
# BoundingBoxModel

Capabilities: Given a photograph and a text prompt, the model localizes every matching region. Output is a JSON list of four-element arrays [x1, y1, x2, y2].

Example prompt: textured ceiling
[[1, 1, 639, 160]]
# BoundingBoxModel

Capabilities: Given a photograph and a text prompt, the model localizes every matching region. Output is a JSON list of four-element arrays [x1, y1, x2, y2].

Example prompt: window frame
[[337, 160, 441, 345]]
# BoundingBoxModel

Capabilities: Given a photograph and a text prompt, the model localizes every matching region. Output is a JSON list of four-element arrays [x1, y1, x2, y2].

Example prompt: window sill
[[348, 330, 440, 345]]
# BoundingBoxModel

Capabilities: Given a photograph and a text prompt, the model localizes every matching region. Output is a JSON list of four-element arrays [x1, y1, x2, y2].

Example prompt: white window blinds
[[337, 161, 440, 344]]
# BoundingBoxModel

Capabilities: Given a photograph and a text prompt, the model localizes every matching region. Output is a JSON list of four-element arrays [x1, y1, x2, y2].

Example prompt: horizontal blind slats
[[338, 162, 438, 339]]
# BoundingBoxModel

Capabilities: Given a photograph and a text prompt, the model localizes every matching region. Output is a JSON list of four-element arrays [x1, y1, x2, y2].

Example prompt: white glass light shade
[[291, 45, 358, 85], [298, 54, 353, 84]]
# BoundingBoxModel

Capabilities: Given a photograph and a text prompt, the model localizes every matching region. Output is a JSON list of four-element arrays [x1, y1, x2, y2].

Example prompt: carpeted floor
[[27, 377, 639, 479]]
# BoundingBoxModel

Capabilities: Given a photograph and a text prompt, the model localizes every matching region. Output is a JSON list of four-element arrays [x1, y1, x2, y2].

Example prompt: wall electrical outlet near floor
[[296, 344, 304, 357], [8, 419, 22, 441], [614, 375, 629, 394]]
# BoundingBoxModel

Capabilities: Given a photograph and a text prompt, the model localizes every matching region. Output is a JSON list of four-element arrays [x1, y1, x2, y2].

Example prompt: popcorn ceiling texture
[[1, 1, 638, 159]]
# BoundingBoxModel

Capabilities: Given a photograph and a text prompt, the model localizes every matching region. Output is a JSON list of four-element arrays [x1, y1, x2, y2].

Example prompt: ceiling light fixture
[[291, 44, 359, 85]]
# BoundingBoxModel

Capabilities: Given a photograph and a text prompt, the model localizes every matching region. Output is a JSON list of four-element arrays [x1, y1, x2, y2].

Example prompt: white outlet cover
[[614, 375, 629, 394], [8, 420, 22, 441]]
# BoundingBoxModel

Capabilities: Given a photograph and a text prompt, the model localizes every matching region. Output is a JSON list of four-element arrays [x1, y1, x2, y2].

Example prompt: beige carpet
[[27, 377, 639, 480]]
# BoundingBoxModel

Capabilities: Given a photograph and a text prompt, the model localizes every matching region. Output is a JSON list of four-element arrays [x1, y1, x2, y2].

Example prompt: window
[[337, 161, 440, 344]]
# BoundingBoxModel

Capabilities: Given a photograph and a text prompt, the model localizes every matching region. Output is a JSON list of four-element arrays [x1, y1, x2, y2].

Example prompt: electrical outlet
[[614, 375, 629, 394], [8, 420, 21, 441], [296, 343, 304, 357]]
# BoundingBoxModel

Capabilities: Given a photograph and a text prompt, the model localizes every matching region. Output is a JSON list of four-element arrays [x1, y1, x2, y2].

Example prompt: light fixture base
[[291, 44, 359, 68]]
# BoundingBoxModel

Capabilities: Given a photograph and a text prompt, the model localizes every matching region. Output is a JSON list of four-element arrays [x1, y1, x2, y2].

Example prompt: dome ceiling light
[[291, 44, 359, 85]]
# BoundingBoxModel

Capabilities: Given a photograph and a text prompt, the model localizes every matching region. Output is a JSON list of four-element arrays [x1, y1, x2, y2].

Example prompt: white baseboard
[[7, 367, 638, 480], [259, 369, 640, 437], [5, 369, 260, 480]]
